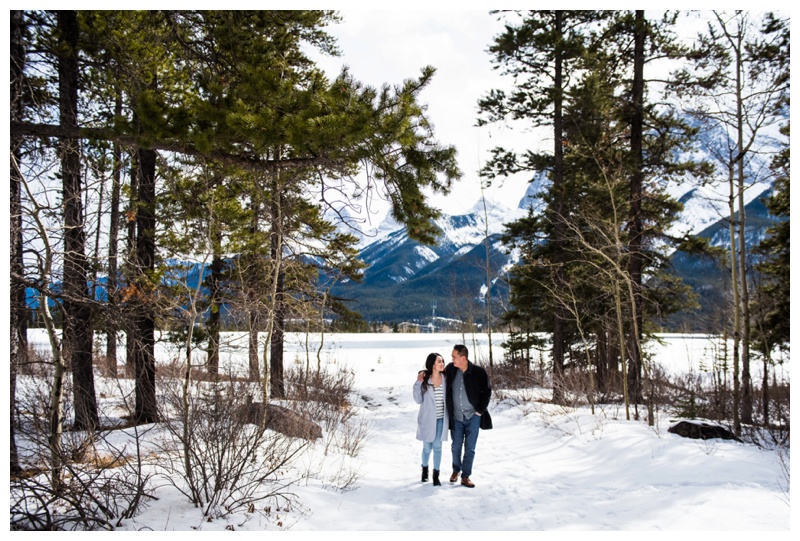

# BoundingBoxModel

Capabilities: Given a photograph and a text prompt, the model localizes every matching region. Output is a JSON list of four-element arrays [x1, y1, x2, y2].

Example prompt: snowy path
[[288, 347, 789, 531], [43, 330, 783, 532]]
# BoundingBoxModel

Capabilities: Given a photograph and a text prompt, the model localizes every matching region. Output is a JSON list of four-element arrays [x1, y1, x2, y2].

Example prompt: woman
[[412, 352, 448, 486]]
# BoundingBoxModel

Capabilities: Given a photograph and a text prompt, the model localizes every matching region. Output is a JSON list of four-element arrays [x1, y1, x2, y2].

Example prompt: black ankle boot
[[421, 466, 429, 482], [433, 470, 441, 486]]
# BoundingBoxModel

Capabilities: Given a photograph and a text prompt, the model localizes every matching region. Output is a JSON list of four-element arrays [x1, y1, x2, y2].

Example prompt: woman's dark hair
[[420, 352, 440, 396]]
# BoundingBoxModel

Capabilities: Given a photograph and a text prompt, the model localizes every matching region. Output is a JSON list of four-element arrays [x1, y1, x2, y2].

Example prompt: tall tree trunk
[[91, 154, 105, 301], [626, 9, 646, 405], [248, 311, 260, 382], [737, 164, 753, 425], [614, 280, 631, 421], [762, 356, 769, 426], [133, 146, 158, 423], [550, 10, 567, 405], [734, 46, 753, 425], [262, 169, 284, 403], [727, 164, 741, 436], [596, 329, 608, 394], [106, 91, 123, 378], [316, 290, 328, 379], [247, 200, 261, 382], [269, 272, 285, 399], [10, 8, 26, 475], [269, 177, 285, 399], [43, 287, 67, 493], [206, 171, 223, 377], [125, 159, 138, 378], [207, 250, 222, 377], [59, 10, 98, 432]]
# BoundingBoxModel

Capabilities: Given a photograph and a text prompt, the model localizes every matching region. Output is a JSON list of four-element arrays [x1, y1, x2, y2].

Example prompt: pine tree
[[751, 13, 789, 427], [57, 10, 99, 431], [754, 130, 789, 350], [478, 10, 602, 404], [12, 10, 461, 423], [482, 11, 703, 412]]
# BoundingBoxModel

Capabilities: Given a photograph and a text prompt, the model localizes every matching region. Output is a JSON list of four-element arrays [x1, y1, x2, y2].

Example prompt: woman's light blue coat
[[413, 378, 449, 443]]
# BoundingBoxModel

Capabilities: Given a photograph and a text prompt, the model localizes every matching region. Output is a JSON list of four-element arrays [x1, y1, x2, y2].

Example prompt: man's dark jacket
[[445, 360, 493, 430]]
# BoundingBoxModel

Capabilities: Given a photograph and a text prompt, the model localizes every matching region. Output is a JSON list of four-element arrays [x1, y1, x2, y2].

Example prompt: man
[[445, 344, 492, 488]]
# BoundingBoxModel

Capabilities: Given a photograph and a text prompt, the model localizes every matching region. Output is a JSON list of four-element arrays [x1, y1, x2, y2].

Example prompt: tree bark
[[269, 281, 285, 399], [269, 178, 286, 399], [10, 8, 26, 475], [207, 250, 222, 376], [125, 158, 138, 378], [480, 184, 493, 368], [247, 200, 262, 382], [261, 169, 284, 404], [106, 92, 123, 378], [734, 44, 753, 425], [595, 329, 608, 395], [626, 10, 646, 405], [59, 10, 98, 431], [248, 311, 260, 382], [133, 146, 158, 423], [728, 165, 741, 436], [550, 10, 567, 405]]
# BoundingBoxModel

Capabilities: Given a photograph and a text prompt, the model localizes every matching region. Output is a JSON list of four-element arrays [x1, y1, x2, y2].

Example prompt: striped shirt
[[434, 385, 444, 419]]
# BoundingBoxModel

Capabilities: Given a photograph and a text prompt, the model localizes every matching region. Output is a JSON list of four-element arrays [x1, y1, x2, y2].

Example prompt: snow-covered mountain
[[330, 170, 778, 327]]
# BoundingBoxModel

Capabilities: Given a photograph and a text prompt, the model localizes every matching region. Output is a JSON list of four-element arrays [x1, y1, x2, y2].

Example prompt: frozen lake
[[27, 329, 790, 384]]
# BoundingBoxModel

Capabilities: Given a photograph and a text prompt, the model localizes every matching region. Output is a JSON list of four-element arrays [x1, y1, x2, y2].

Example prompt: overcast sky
[[308, 9, 535, 221]]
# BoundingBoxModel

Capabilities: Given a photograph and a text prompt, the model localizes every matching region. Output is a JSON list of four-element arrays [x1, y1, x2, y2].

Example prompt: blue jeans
[[421, 417, 444, 470], [451, 414, 481, 478]]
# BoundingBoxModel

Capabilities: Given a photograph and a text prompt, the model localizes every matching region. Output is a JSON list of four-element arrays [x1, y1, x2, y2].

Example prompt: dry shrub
[[285, 366, 353, 408], [283, 366, 356, 430], [155, 354, 253, 384], [156, 377, 311, 518], [489, 359, 543, 390], [93, 352, 118, 378], [282, 365, 368, 492], [553, 369, 598, 408], [12, 346, 155, 530], [17, 345, 54, 378]]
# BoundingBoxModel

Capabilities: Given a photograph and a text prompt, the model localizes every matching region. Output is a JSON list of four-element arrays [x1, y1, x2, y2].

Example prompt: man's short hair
[[454, 344, 469, 359]]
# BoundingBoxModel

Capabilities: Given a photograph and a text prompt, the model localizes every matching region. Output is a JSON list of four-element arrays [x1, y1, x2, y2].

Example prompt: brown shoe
[[449, 471, 459, 483], [460, 476, 475, 488]]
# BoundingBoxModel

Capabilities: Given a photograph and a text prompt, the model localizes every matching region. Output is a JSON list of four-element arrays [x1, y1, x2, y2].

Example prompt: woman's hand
[[417, 370, 426, 382]]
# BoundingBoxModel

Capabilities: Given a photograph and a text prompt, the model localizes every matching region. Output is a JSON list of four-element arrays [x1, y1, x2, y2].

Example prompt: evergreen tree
[[11, 10, 459, 421], [597, 10, 706, 407], [752, 122, 789, 424], [57, 10, 99, 431], [751, 13, 790, 427], [478, 10, 602, 404], [752, 22, 789, 351], [483, 11, 703, 412]]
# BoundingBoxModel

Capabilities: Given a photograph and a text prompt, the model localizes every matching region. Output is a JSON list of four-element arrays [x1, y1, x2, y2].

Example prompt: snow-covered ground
[[18, 331, 791, 533]]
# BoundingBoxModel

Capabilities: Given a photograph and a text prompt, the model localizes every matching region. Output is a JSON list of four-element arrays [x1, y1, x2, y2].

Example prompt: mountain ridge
[[331, 177, 779, 329]]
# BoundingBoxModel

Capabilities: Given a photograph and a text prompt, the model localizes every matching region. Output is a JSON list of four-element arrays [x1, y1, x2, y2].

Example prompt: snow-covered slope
[[330, 148, 779, 324]]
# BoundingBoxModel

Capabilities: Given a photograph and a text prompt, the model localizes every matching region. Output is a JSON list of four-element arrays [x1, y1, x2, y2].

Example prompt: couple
[[412, 344, 492, 488]]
